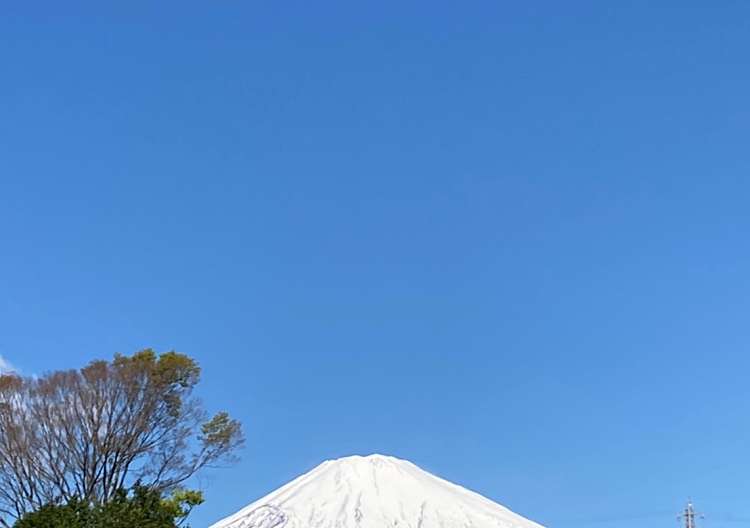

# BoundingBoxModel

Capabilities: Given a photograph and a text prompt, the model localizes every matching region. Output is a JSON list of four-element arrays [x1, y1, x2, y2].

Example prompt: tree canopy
[[0, 349, 243, 527], [13, 485, 203, 528]]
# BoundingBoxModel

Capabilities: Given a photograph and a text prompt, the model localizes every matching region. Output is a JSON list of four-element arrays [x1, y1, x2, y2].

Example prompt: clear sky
[[1, 2, 750, 528]]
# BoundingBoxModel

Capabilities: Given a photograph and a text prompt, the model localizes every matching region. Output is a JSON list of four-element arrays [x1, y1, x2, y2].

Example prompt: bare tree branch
[[0, 349, 244, 526]]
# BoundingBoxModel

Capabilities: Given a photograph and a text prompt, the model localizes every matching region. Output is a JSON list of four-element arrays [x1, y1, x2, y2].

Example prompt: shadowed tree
[[0, 349, 243, 527], [13, 485, 204, 528]]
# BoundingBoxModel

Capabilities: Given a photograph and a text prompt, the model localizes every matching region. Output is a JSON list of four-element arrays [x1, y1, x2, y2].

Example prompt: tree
[[0, 349, 243, 527], [11, 498, 91, 528], [13, 485, 204, 528]]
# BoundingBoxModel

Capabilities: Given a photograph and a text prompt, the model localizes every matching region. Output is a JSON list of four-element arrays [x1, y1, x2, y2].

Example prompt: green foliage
[[13, 486, 204, 528], [12, 499, 91, 528], [0, 348, 243, 527], [162, 489, 205, 521], [201, 412, 243, 455]]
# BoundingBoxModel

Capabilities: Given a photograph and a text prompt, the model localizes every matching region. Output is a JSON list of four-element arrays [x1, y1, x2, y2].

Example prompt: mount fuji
[[210, 454, 544, 528]]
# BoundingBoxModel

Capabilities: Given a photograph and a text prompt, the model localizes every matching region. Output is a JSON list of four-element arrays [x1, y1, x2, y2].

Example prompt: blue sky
[[2, 2, 750, 527]]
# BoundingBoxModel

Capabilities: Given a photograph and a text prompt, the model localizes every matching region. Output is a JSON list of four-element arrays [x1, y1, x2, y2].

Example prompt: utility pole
[[678, 500, 703, 528]]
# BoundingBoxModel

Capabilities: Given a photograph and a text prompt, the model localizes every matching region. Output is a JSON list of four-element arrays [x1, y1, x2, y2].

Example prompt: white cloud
[[0, 355, 17, 374]]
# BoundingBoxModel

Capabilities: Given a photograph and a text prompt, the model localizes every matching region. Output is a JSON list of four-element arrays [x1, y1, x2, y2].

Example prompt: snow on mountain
[[210, 454, 544, 528]]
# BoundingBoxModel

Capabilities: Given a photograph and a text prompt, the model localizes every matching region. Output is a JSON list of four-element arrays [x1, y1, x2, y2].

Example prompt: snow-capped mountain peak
[[210, 454, 544, 528]]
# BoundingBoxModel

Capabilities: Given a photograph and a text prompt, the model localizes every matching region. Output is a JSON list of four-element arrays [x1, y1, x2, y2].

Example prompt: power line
[[551, 501, 750, 527], [679, 501, 705, 528], [548, 511, 674, 525]]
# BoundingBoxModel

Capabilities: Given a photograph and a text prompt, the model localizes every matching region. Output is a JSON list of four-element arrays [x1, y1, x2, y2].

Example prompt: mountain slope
[[210, 454, 544, 528]]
